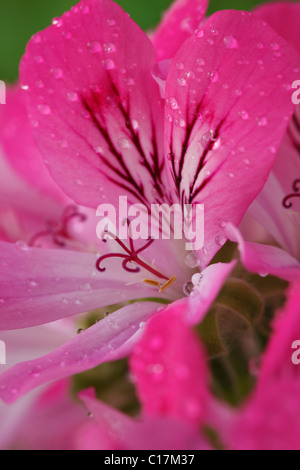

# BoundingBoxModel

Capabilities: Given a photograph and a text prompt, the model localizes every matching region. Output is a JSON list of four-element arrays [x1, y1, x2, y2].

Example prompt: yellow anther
[[142, 279, 161, 288], [159, 275, 176, 292]]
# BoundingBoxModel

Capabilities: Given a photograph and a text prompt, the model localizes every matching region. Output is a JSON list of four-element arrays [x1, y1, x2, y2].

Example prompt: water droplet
[[33, 34, 42, 44], [102, 59, 115, 70], [271, 43, 280, 51], [207, 38, 214, 46], [223, 36, 238, 49], [167, 97, 179, 110], [52, 17, 63, 28], [51, 67, 63, 79], [177, 77, 187, 87], [82, 5, 90, 14], [257, 116, 268, 127], [59, 140, 68, 149], [207, 71, 219, 83], [191, 272, 203, 286], [131, 119, 138, 130], [117, 138, 130, 149], [217, 219, 226, 229], [67, 91, 79, 102], [87, 41, 102, 53], [38, 104, 51, 115], [215, 235, 226, 247], [183, 281, 194, 296], [259, 272, 268, 278], [103, 42, 116, 53], [184, 251, 200, 268], [240, 110, 249, 120], [201, 130, 217, 147], [16, 240, 30, 252], [176, 62, 184, 70], [175, 117, 186, 128], [196, 29, 204, 38], [35, 55, 44, 64], [107, 18, 116, 26], [27, 279, 38, 288]]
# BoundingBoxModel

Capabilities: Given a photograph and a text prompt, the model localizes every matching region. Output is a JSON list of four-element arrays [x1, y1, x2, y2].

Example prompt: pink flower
[[227, 2, 300, 281], [0, 0, 298, 404], [78, 276, 300, 450]]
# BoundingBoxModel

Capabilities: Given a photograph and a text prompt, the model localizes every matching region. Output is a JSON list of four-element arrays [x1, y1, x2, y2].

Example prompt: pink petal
[[151, 0, 208, 61], [0, 241, 153, 329], [249, 170, 300, 259], [11, 380, 87, 450], [0, 301, 159, 403], [226, 223, 300, 281], [0, 321, 75, 449], [0, 86, 67, 203], [20, 0, 166, 209], [0, 147, 65, 244], [164, 10, 299, 267], [130, 302, 209, 426], [187, 261, 237, 324], [80, 389, 209, 450], [254, 1, 300, 53], [230, 277, 300, 450]]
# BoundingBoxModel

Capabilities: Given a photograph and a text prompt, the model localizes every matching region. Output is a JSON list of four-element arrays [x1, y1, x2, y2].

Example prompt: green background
[[0, 0, 295, 83]]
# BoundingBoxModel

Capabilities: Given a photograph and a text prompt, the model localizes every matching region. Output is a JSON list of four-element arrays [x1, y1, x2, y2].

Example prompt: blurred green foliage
[[0, 0, 286, 82]]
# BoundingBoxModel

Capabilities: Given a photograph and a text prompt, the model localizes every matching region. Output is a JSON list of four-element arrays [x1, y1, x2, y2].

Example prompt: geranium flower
[[78, 275, 300, 450], [0, 0, 298, 404], [227, 2, 300, 282]]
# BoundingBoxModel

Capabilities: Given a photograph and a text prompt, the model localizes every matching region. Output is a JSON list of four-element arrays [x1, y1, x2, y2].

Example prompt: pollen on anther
[[159, 276, 176, 293]]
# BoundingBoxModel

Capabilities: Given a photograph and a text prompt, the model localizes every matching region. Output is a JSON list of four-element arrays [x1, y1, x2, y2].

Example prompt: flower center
[[96, 224, 176, 293]]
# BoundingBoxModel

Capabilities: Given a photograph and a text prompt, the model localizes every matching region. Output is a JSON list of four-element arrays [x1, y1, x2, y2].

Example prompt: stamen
[[159, 275, 177, 292], [29, 205, 87, 247], [96, 229, 169, 281], [142, 279, 161, 287], [282, 179, 300, 209]]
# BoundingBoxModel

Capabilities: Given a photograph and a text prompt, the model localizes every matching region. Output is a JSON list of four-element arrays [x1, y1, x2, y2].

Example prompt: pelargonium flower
[[78, 275, 300, 450], [227, 1, 300, 281], [0, 0, 299, 404]]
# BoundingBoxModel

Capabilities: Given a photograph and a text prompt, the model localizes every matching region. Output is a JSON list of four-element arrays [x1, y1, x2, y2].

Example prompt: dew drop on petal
[[103, 42, 116, 53], [102, 59, 116, 70], [257, 116, 268, 127], [117, 138, 131, 149], [184, 251, 200, 268], [240, 110, 249, 120], [87, 41, 102, 53], [191, 272, 203, 286], [52, 17, 63, 28], [16, 240, 30, 252], [51, 67, 63, 79], [223, 36, 238, 49], [67, 91, 79, 102], [38, 104, 51, 115], [177, 77, 187, 87], [167, 97, 179, 110], [215, 235, 226, 247], [183, 281, 194, 296]]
